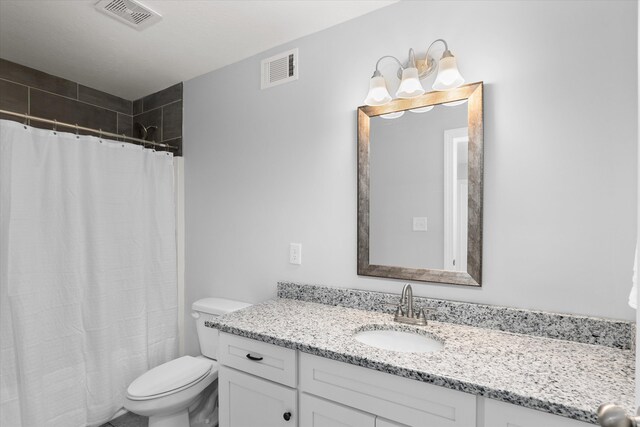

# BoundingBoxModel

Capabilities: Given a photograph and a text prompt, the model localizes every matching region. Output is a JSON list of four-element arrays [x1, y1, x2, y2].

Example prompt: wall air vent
[[261, 48, 299, 89], [95, 0, 162, 30]]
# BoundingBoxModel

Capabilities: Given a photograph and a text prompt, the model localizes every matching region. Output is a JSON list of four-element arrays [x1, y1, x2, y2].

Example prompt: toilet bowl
[[124, 298, 252, 427]]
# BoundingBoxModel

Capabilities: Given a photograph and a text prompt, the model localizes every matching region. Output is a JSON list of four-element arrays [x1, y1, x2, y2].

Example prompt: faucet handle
[[417, 307, 437, 319]]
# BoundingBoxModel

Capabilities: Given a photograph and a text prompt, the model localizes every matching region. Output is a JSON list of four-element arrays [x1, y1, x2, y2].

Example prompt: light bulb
[[396, 67, 425, 98], [433, 51, 465, 91], [364, 74, 392, 106]]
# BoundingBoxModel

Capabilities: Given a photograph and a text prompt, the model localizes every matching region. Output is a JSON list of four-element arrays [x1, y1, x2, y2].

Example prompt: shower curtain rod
[[0, 109, 177, 149]]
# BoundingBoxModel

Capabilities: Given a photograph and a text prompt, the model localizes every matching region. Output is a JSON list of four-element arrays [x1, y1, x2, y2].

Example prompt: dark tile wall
[[0, 58, 132, 139], [0, 58, 183, 156], [133, 83, 183, 156]]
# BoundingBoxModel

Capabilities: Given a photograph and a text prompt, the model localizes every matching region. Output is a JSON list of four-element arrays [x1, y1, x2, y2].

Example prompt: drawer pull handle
[[246, 353, 263, 361], [283, 412, 292, 421]]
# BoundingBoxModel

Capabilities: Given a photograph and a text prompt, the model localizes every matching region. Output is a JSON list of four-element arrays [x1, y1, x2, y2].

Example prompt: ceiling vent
[[261, 49, 298, 89], [95, 0, 162, 30]]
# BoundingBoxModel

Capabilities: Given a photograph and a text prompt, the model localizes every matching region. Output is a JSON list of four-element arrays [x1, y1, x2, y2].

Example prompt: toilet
[[124, 298, 252, 427]]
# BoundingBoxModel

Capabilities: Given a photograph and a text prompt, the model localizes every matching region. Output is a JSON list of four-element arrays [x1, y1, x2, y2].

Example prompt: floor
[[99, 412, 148, 427]]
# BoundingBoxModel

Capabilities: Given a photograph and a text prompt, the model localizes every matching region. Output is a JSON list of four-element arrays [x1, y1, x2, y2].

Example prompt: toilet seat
[[127, 356, 217, 401]]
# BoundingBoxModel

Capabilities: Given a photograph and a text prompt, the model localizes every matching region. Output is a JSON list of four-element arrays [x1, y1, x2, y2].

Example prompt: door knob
[[597, 403, 640, 427], [283, 412, 292, 421]]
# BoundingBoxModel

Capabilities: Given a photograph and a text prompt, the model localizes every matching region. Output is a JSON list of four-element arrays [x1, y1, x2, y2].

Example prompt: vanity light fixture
[[363, 39, 465, 107]]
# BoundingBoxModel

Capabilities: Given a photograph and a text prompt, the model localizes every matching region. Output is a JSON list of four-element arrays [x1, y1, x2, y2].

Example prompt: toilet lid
[[127, 356, 213, 399]]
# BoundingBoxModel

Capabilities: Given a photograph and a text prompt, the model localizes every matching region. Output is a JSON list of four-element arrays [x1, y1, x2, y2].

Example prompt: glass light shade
[[396, 67, 425, 98], [380, 111, 405, 119], [364, 75, 392, 106], [432, 55, 465, 91], [409, 105, 434, 113], [442, 99, 468, 107]]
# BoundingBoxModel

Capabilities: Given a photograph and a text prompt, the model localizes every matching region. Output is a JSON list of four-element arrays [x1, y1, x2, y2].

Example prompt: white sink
[[354, 329, 443, 353]]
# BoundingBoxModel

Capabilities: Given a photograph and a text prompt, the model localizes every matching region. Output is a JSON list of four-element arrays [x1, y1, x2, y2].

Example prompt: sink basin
[[354, 329, 443, 353]]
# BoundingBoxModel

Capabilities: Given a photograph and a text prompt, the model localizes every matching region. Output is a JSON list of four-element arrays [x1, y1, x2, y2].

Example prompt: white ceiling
[[0, 0, 396, 100]]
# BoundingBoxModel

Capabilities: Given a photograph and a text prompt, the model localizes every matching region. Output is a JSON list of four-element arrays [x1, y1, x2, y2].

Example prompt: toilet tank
[[191, 298, 252, 359]]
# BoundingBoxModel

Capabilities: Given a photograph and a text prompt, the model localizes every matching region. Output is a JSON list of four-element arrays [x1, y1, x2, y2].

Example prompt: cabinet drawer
[[299, 353, 476, 427], [219, 333, 297, 387]]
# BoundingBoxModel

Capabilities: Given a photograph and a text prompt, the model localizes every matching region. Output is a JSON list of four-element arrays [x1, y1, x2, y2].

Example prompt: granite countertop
[[212, 298, 634, 425]]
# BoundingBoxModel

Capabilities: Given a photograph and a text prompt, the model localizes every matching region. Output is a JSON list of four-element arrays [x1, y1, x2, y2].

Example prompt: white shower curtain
[[0, 120, 178, 426]]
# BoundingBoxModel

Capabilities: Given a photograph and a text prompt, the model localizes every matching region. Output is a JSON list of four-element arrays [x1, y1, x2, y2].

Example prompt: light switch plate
[[289, 243, 302, 265], [413, 217, 428, 231]]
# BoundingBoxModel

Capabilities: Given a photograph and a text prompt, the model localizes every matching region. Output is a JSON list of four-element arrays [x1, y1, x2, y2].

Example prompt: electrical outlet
[[413, 217, 428, 231], [289, 243, 302, 265]]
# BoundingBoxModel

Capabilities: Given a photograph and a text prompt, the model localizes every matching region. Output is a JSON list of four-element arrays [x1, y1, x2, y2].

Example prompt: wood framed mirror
[[357, 82, 483, 286]]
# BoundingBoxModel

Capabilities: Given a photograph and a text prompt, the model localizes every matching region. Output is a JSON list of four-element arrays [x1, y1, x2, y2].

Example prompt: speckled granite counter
[[212, 298, 634, 425]]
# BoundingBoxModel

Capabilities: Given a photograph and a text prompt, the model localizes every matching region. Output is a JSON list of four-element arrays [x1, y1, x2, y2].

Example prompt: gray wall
[[183, 1, 637, 354], [369, 105, 467, 269]]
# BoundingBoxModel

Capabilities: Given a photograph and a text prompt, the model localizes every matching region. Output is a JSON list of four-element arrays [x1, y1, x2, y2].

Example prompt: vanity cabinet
[[218, 332, 593, 427]]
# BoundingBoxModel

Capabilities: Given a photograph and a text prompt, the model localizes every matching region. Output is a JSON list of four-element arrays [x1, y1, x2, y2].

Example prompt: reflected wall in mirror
[[358, 82, 483, 286]]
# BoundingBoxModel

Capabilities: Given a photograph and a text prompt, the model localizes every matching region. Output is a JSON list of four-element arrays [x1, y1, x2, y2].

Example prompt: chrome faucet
[[401, 283, 415, 318], [393, 284, 428, 326]]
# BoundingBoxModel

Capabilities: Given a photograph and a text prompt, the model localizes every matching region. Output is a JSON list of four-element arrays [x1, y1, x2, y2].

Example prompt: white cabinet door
[[300, 393, 375, 427], [219, 365, 298, 427], [484, 399, 592, 427]]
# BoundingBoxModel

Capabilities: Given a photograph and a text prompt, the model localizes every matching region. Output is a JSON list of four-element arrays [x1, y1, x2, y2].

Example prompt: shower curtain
[[0, 120, 178, 426]]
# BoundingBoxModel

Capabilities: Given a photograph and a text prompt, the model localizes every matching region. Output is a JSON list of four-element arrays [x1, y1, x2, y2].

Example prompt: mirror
[[357, 82, 483, 286]]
